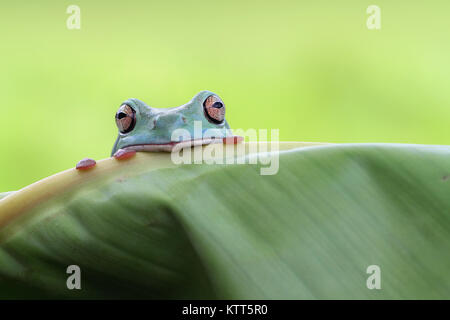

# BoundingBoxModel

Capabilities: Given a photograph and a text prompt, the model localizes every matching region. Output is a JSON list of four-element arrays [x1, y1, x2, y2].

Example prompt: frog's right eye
[[115, 104, 136, 134], [203, 95, 225, 124]]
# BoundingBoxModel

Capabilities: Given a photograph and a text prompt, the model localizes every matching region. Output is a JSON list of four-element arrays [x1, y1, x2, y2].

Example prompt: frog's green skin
[[111, 90, 232, 156], [75, 91, 235, 170]]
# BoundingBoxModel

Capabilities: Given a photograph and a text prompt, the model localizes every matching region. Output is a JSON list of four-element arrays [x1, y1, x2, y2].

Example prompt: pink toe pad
[[223, 136, 244, 144], [114, 149, 137, 160], [76, 158, 96, 170]]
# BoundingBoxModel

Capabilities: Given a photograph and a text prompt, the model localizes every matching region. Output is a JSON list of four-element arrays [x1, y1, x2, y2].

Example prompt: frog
[[76, 90, 242, 170]]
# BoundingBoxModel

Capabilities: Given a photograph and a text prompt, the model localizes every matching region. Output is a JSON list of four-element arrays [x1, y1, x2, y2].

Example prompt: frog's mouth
[[119, 136, 243, 153]]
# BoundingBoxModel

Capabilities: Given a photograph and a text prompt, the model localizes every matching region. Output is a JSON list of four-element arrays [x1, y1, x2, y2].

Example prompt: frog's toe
[[114, 149, 136, 160], [76, 158, 97, 170], [223, 136, 244, 144]]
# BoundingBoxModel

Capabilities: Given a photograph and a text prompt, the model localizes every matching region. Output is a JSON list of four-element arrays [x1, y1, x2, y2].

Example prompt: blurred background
[[1, 0, 449, 191]]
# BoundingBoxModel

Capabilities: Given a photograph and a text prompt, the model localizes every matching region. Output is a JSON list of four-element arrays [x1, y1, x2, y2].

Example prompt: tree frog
[[76, 90, 242, 170]]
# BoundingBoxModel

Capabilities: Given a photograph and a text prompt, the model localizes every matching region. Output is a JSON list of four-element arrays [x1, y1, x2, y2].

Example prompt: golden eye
[[115, 104, 136, 133], [203, 95, 225, 124]]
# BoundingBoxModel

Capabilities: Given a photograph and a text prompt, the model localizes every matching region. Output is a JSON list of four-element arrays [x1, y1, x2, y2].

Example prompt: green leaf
[[0, 192, 14, 201], [0, 143, 449, 299]]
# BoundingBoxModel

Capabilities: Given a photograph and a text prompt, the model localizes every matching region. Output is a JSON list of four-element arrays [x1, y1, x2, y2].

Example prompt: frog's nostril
[[212, 102, 223, 109]]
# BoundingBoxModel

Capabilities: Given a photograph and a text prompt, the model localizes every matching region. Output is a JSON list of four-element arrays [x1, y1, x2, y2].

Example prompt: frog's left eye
[[115, 104, 136, 134]]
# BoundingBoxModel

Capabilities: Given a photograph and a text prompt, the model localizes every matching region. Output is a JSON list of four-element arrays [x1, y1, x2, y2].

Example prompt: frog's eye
[[203, 95, 225, 124], [115, 104, 136, 134]]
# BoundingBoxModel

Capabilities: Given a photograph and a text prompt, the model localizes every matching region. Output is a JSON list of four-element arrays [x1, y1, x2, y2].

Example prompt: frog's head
[[111, 90, 233, 156]]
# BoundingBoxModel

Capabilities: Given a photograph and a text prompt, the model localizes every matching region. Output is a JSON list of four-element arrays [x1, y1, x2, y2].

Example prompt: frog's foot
[[76, 158, 97, 170], [113, 149, 137, 160], [223, 136, 244, 144]]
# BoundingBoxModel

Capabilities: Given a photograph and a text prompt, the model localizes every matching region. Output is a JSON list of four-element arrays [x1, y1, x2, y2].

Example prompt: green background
[[1, 0, 449, 191]]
